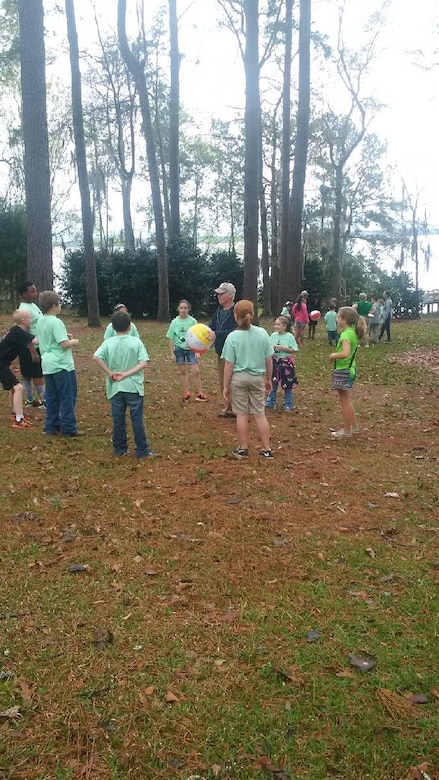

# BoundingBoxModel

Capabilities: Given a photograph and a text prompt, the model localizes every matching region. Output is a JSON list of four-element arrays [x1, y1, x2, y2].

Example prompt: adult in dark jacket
[[209, 282, 237, 417]]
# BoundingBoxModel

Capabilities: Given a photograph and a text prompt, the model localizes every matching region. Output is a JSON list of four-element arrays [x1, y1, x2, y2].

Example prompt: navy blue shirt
[[208, 306, 236, 355]]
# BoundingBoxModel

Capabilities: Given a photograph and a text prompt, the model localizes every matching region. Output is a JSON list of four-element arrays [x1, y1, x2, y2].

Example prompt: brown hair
[[234, 299, 254, 330], [276, 315, 290, 330], [338, 306, 367, 339], [39, 290, 61, 313]]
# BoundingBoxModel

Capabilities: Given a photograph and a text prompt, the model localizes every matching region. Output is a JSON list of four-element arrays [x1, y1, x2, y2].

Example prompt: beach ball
[[186, 323, 215, 353], [310, 310, 321, 321]]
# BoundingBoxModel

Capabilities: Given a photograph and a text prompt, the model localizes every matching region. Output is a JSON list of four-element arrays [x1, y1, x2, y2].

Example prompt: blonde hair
[[234, 299, 254, 330], [338, 306, 367, 340], [12, 309, 29, 324]]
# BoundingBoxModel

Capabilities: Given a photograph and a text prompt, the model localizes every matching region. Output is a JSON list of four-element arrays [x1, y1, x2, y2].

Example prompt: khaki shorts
[[231, 372, 265, 415]]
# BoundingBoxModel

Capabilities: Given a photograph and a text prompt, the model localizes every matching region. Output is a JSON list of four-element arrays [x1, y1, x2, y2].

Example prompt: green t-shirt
[[334, 327, 358, 372], [269, 331, 298, 355], [221, 326, 274, 375], [356, 300, 372, 317], [324, 310, 337, 331], [36, 315, 75, 374], [18, 301, 43, 336], [94, 335, 149, 399], [166, 315, 197, 350], [104, 322, 140, 340]]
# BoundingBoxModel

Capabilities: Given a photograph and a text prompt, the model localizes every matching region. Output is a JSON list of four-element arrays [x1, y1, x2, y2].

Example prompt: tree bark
[[259, 182, 270, 316], [169, 0, 181, 238], [287, 0, 311, 300], [278, 0, 293, 309], [65, 0, 100, 326], [18, 0, 53, 291], [243, 0, 260, 314], [118, 0, 169, 321]]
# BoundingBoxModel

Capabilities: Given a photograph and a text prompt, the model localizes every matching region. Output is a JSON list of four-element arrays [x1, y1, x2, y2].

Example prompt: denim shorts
[[174, 347, 197, 365]]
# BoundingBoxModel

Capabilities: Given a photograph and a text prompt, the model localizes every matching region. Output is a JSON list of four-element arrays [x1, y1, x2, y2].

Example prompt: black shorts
[[0, 366, 20, 391], [18, 346, 43, 379]]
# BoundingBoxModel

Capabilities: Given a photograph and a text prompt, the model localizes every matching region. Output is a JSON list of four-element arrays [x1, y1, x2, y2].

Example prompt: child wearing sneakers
[[93, 310, 155, 458], [36, 291, 82, 437], [265, 316, 298, 412], [221, 299, 274, 459], [0, 309, 39, 429], [166, 300, 208, 403]]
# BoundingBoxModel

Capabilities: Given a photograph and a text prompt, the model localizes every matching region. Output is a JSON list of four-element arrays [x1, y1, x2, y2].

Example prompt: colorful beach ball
[[310, 310, 321, 321], [186, 323, 215, 353]]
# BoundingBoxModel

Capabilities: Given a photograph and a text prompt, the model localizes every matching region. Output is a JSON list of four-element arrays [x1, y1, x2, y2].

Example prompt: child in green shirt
[[94, 310, 155, 459], [36, 291, 82, 437], [265, 316, 298, 412], [166, 300, 208, 403]]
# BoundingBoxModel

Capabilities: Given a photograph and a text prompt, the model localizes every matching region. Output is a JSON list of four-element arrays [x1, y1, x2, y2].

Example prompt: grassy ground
[[0, 313, 438, 780]]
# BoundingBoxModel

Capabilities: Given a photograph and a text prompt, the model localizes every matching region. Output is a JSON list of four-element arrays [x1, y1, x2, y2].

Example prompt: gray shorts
[[231, 372, 265, 415]]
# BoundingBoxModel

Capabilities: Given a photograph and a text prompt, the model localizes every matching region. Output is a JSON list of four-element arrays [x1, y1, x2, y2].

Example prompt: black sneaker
[[232, 448, 249, 460], [259, 449, 274, 459]]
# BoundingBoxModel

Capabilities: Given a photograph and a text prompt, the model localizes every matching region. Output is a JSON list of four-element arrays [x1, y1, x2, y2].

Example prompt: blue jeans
[[327, 330, 339, 346], [266, 382, 293, 410], [111, 391, 150, 458], [45, 370, 77, 435]]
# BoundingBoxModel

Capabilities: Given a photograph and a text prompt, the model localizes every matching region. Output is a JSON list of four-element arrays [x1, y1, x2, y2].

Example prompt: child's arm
[[265, 356, 273, 392], [329, 339, 350, 362], [60, 338, 79, 349], [28, 342, 41, 363], [222, 360, 234, 400], [273, 343, 295, 354], [168, 338, 176, 361], [113, 361, 148, 380], [93, 355, 114, 379]]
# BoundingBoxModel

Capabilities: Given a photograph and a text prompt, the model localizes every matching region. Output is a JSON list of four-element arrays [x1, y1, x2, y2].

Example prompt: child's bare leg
[[12, 384, 24, 417], [338, 389, 357, 431], [178, 364, 189, 394], [190, 363, 203, 395], [236, 413, 249, 450], [254, 413, 271, 451]]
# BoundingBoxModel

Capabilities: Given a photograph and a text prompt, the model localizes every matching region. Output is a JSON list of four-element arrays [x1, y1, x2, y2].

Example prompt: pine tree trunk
[[278, 0, 293, 309], [118, 0, 169, 321], [18, 0, 53, 292], [288, 0, 311, 299], [169, 0, 181, 239], [243, 0, 260, 314], [65, 0, 101, 326]]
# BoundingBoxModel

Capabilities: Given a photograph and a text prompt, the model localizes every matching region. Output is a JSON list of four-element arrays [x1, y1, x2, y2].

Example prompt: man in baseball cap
[[209, 282, 237, 417], [214, 282, 236, 296]]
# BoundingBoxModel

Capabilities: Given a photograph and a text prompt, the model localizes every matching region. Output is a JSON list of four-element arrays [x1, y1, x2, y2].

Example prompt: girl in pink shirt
[[292, 294, 309, 346]]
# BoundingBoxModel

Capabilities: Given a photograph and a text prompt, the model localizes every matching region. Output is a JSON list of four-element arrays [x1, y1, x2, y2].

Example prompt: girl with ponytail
[[329, 306, 366, 438], [221, 300, 275, 459]]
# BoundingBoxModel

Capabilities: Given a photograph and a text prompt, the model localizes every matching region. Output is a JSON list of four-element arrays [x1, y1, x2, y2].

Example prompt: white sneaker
[[331, 428, 352, 438]]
